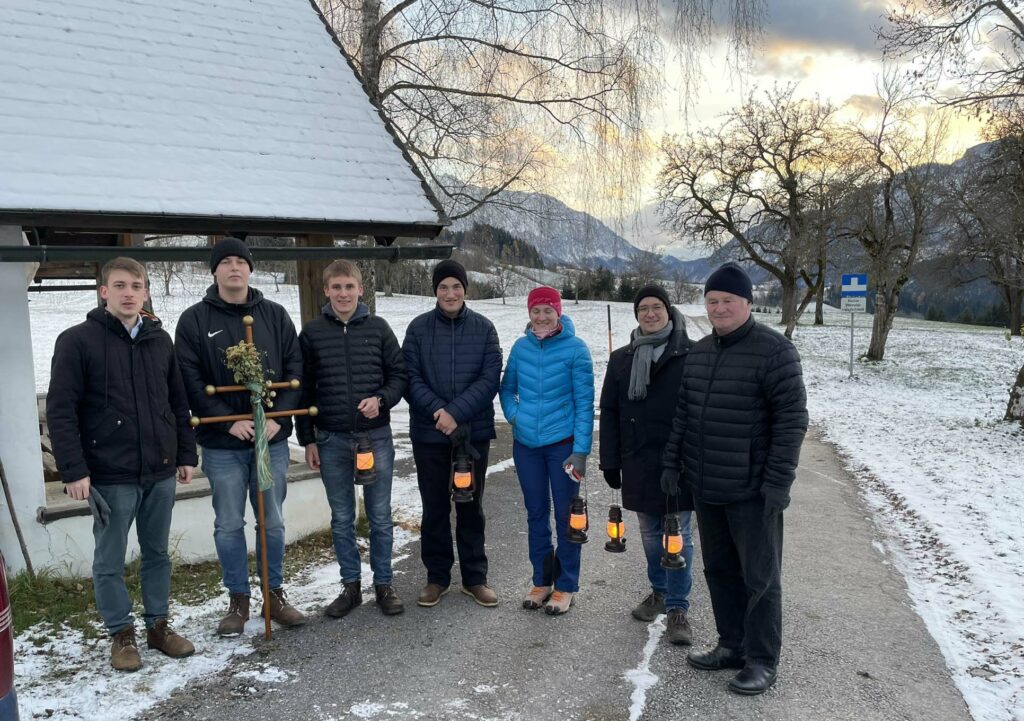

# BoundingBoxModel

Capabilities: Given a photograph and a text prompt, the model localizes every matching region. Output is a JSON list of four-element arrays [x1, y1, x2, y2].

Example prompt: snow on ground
[[20, 274, 1024, 720]]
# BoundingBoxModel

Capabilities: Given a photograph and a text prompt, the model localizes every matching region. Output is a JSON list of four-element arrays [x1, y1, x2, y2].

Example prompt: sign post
[[840, 274, 867, 378]]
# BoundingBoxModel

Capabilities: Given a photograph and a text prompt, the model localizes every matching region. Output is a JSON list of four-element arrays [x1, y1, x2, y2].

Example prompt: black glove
[[603, 468, 622, 489], [88, 488, 111, 528], [659, 468, 680, 496], [762, 484, 791, 520], [449, 423, 471, 448]]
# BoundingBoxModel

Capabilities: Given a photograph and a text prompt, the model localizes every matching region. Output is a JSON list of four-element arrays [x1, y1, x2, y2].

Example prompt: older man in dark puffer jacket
[[403, 260, 502, 609], [661, 262, 808, 696]]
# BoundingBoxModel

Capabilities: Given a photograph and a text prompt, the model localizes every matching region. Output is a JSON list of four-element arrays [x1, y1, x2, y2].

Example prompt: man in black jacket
[[175, 237, 306, 636], [661, 262, 808, 695], [402, 260, 502, 608], [48, 258, 197, 672], [599, 285, 694, 644], [297, 260, 407, 618]]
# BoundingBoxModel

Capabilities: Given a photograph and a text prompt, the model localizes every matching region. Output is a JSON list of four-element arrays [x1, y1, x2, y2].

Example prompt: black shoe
[[686, 644, 746, 671], [374, 584, 405, 616], [631, 591, 665, 622], [325, 581, 362, 618], [728, 664, 777, 695], [665, 608, 693, 646]]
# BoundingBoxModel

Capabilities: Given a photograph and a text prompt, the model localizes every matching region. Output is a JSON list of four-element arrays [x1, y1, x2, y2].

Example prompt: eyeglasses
[[637, 303, 666, 315]]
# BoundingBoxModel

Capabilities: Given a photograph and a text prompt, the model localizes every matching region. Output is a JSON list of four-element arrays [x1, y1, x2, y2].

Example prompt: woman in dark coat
[[598, 285, 695, 644]]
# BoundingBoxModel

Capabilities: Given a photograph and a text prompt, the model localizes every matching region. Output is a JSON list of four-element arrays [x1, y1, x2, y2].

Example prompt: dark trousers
[[412, 440, 490, 587], [694, 495, 784, 667]]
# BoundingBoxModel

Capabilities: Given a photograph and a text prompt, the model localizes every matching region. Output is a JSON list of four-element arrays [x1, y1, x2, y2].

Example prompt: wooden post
[[297, 234, 335, 326]]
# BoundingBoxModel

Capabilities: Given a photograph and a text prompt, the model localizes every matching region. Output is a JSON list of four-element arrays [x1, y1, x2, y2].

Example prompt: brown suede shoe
[[461, 584, 498, 607], [544, 590, 573, 615], [263, 587, 307, 627], [522, 585, 552, 610], [147, 618, 196, 658], [110, 626, 142, 672], [217, 593, 250, 637], [416, 583, 449, 607]]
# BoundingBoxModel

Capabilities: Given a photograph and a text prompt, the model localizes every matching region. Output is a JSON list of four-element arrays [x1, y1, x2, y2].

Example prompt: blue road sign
[[841, 274, 868, 297]]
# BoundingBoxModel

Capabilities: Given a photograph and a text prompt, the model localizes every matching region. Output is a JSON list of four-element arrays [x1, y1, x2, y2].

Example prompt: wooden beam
[[297, 234, 334, 327]]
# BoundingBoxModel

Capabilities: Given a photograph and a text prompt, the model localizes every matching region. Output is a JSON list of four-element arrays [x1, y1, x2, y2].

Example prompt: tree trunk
[[814, 255, 825, 325], [1006, 361, 1024, 422], [779, 277, 799, 338], [867, 287, 900, 361], [1007, 288, 1023, 336], [360, 0, 382, 98]]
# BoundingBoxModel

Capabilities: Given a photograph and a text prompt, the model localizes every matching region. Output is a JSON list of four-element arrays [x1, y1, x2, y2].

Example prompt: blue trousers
[[636, 511, 694, 611], [512, 439, 581, 593], [201, 442, 289, 595], [315, 425, 396, 586], [91, 476, 176, 634]]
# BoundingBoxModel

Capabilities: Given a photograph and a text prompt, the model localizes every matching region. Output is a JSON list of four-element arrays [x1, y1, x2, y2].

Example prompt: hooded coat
[[47, 307, 197, 486]]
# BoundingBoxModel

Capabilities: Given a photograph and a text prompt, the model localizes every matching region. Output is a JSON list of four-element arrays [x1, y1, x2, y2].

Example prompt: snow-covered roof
[[0, 0, 446, 236]]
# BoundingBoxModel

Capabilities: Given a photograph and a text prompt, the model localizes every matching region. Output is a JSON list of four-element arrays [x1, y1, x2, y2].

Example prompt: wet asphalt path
[[140, 425, 971, 721]]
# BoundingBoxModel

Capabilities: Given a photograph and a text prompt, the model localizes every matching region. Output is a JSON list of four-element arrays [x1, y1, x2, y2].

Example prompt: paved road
[[141, 426, 971, 721]]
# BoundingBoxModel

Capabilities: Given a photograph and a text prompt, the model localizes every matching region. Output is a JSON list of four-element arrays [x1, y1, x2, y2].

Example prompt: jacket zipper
[[343, 322, 358, 432], [698, 343, 727, 497]]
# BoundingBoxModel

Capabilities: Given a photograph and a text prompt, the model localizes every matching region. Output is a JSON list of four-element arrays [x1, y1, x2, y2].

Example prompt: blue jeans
[[637, 510, 694, 611], [315, 426, 395, 586], [202, 442, 289, 595], [513, 439, 581, 593], [92, 477, 176, 634]]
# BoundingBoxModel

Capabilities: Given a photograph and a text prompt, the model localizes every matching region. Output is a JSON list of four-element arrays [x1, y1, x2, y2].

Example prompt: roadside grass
[[10, 529, 340, 638]]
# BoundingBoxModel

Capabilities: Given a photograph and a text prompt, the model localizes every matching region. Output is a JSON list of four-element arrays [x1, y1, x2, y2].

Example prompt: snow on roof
[[0, 0, 445, 232]]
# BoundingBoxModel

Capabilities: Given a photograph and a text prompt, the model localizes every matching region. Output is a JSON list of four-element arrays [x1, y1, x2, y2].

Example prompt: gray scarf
[[628, 320, 673, 400]]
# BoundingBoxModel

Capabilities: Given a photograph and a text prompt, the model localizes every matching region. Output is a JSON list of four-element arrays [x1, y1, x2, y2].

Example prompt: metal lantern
[[354, 434, 377, 485], [604, 504, 626, 553], [567, 495, 589, 544], [450, 446, 474, 503], [661, 513, 686, 570]]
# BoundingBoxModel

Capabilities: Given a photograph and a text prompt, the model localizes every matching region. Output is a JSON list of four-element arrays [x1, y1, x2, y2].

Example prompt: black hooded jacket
[[46, 307, 198, 486], [175, 285, 303, 449], [295, 302, 407, 445], [661, 316, 808, 504], [599, 308, 693, 515]]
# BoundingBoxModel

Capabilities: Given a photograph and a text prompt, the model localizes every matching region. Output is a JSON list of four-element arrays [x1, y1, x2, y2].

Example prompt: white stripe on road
[[625, 614, 667, 721]]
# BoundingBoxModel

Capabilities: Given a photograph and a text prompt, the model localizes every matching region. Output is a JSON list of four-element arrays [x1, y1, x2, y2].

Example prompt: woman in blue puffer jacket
[[500, 286, 594, 615]]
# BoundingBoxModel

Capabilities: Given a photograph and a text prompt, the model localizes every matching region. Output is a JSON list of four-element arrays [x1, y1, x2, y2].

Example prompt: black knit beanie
[[432, 259, 469, 293], [633, 284, 672, 318], [209, 237, 254, 274], [704, 262, 753, 302]]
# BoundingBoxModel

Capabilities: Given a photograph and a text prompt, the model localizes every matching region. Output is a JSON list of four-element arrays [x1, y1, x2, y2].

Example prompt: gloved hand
[[659, 468, 680, 496], [563, 453, 588, 479], [88, 488, 111, 528], [762, 484, 791, 520], [449, 423, 471, 448], [603, 468, 622, 489]]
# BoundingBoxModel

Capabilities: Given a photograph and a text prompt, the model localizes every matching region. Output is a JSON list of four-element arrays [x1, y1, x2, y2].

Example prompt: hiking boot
[[217, 593, 250, 637], [263, 587, 307, 627], [374, 584, 405, 616], [631, 591, 665, 622], [665, 608, 693, 646], [522, 585, 552, 610], [544, 590, 573, 615], [147, 618, 196, 658], [416, 583, 449, 607], [324, 581, 362, 619], [461, 584, 498, 607], [110, 625, 142, 672]]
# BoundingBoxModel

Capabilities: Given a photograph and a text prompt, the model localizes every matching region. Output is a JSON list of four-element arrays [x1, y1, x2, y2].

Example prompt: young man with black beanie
[[660, 261, 808, 695], [599, 285, 695, 642], [402, 259, 502, 608], [175, 236, 307, 636]]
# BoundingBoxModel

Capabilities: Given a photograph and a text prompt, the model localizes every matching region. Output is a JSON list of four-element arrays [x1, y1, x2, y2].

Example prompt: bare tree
[[840, 75, 949, 361], [657, 86, 837, 337], [627, 250, 662, 287], [880, 0, 1024, 107], [670, 267, 701, 304], [146, 237, 188, 296], [492, 246, 517, 305]]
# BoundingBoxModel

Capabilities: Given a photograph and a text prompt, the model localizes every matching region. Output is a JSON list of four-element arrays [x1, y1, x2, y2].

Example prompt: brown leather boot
[[147, 618, 196, 658], [110, 625, 142, 672], [263, 587, 307, 627], [217, 593, 250, 637]]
